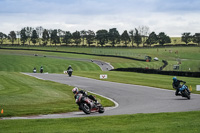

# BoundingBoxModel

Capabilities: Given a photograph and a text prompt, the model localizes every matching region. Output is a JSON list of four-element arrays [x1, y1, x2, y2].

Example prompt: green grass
[[3, 45, 199, 59], [0, 50, 101, 73], [0, 48, 199, 132], [1, 111, 200, 133], [0, 49, 164, 71], [0, 49, 199, 94], [2, 46, 200, 71], [0, 71, 75, 117], [0, 72, 114, 117]]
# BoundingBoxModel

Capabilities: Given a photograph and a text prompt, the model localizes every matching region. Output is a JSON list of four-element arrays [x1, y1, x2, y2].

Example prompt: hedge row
[[111, 68, 200, 77]]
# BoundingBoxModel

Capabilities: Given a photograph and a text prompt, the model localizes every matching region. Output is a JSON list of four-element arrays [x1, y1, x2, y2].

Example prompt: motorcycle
[[75, 93, 105, 114], [67, 68, 73, 77], [179, 83, 191, 99]]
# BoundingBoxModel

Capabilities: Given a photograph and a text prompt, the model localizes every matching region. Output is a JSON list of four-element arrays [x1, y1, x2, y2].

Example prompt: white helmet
[[72, 87, 78, 94]]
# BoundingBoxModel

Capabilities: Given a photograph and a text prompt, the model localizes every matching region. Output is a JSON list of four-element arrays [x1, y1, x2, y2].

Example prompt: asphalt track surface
[[4, 73, 200, 120]]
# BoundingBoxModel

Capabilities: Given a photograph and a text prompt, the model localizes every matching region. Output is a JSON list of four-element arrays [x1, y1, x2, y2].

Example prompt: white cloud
[[0, 0, 200, 36]]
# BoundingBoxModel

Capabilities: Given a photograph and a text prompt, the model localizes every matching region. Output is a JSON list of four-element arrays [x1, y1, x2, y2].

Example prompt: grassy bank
[[0, 49, 164, 71], [0, 47, 199, 132], [1, 111, 200, 133], [1, 46, 200, 71], [0, 72, 114, 117], [0, 50, 101, 73], [0, 49, 199, 94]]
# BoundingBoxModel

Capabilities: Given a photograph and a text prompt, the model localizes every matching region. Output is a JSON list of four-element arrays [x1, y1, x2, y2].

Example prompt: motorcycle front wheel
[[183, 90, 190, 100], [98, 106, 105, 113], [80, 103, 91, 114]]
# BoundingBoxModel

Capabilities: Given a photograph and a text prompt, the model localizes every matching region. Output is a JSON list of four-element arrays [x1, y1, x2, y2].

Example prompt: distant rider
[[67, 65, 72, 71], [72, 87, 97, 103], [172, 77, 186, 96], [33, 67, 37, 73], [40, 66, 43, 73]]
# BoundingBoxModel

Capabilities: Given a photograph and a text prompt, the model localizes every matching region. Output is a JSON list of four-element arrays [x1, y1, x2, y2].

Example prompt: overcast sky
[[0, 0, 200, 36]]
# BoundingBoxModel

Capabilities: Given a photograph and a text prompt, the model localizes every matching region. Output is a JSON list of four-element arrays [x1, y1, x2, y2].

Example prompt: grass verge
[[0, 111, 200, 133], [0, 72, 114, 117]]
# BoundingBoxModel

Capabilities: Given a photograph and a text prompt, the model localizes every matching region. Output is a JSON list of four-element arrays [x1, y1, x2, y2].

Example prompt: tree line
[[0, 26, 200, 46]]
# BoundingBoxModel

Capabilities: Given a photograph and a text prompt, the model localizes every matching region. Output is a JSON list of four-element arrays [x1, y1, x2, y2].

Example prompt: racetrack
[[4, 73, 200, 119]]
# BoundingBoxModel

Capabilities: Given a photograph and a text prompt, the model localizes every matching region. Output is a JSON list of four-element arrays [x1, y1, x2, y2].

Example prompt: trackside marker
[[100, 74, 107, 79], [197, 85, 200, 91]]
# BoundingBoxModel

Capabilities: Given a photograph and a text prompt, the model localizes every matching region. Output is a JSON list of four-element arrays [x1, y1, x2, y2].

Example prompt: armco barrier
[[111, 68, 200, 77]]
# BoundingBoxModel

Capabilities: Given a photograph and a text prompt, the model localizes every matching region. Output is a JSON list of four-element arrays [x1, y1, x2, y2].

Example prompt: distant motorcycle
[[40, 68, 43, 73], [75, 93, 104, 114], [179, 83, 191, 99], [67, 68, 73, 77]]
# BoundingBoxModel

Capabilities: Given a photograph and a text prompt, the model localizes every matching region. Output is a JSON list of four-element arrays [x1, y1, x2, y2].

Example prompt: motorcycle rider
[[33, 67, 37, 73], [172, 77, 187, 96], [72, 87, 97, 103], [67, 65, 72, 71], [40, 66, 43, 73]]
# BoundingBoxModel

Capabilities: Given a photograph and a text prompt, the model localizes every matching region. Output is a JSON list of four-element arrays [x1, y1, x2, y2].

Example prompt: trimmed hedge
[[111, 68, 200, 77]]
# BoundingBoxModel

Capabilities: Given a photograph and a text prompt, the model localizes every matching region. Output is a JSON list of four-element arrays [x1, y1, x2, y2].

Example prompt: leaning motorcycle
[[75, 93, 104, 114], [179, 83, 191, 99], [67, 68, 73, 77]]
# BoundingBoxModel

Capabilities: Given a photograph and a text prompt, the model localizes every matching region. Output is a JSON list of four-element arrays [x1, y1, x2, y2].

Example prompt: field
[[0, 47, 200, 132], [0, 71, 114, 117], [2, 46, 200, 71], [1, 111, 200, 133]]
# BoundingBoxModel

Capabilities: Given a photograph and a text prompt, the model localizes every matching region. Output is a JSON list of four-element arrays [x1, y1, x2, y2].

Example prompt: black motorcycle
[[67, 68, 73, 77], [75, 93, 104, 114]]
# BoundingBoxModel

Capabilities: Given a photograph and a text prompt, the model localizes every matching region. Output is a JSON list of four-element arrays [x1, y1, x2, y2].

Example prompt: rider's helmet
[[172, 77, 177, 82], [72, 87, 78, 94]]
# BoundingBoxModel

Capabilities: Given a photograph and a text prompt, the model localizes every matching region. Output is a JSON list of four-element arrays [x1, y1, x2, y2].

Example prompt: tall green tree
[[86, 30, 95, 47], [129, 30, 134, 47], [8, 31, 16, 45], [31, 30, 38, 45], [181, 32, 192, 45], [108, 28, 120, 47], [121, 30, 130, 47], [80, 30, 87, 45], [193, 33, 200, 46], [134, 28, 142, 47], [72, 31, 81, 46], [48, 29, 53, 46], [42, 29, 49, 46], [146, 32, 158, 46], [96, 29, 108, 47], [63, 31, 72, 45], [157, 32, 171, 45], [0, 32, 7, 45], [20, 28, 28, 45], [51, 29, 60, 46], [58, 29, 63, 45]]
